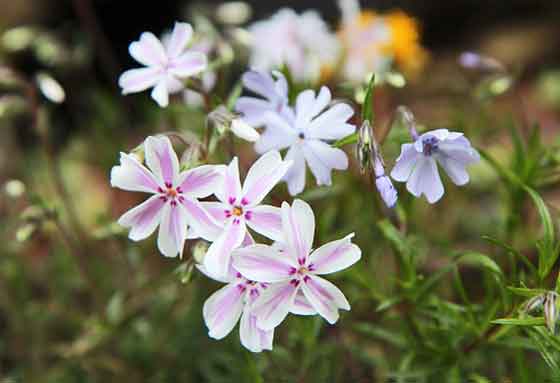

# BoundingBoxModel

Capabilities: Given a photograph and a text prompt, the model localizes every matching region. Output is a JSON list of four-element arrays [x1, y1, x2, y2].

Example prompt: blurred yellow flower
[[337, 1, 428, 82]]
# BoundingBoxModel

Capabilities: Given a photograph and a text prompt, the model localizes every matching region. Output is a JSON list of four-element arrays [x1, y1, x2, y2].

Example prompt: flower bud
[[544, 291, 559, 334], [356, 120, 374, 174], [375, 175, 398, 208], [523, 294, 544, 314], [208, 105, 260, 142]]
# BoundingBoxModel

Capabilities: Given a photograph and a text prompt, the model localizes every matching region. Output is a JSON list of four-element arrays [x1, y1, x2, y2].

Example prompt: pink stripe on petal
[[178, 165, 224, 198], [301, 275, 350, 325], [281, 200, 315, 264], [253, 282, 298, 330], [216, 157, 242, 204], [290, 290, 317, 316], [110, 152, 161, 193], [203, 283, 245, 340], [245, 205, 283, 242], [200, 201, 229, 226], [157, 203, 188, 258], [309, 234, 361, 275], [181, 197, 222, 241], [117, 194, 165, 241], [233, 244, 296, 283], [240, 308, 274, 352], [203, 219, 246, 279], [241, 150, 290, 206], [145, 136, 179, 186]]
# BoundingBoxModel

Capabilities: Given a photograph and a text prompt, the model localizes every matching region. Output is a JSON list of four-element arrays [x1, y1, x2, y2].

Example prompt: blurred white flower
[[247, 9, 340, 83], [118, 22, 207, 107]]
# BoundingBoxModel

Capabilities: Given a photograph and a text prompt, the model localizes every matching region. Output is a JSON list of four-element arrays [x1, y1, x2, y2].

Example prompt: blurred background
[[0, 0, 560, 381]]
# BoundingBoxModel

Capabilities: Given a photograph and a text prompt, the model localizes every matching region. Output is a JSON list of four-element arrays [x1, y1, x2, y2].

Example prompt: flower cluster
[[112, 20, 482, 353]]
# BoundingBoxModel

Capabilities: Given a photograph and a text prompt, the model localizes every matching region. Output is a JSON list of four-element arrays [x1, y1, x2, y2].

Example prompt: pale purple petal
[[375, 175, 398, 208], [254, 113, 297, 154], [240, 308, 274, 352], [181, 197, 222, 241], [215, 157, 242, 204], [309, 234, 361, 275], [241, 150, 291, 206], [110, 152, 161, 193], [390, 143, 420, 182], [166, 22, 193, 59], [437, 156, 470, 186], [245, 205, 283, 242], [308, 86, 331, 120], [303, 140, 348, 186], [233, 244, 297, 282], [169, 51, 207, 77], [157, 203, 188, 258], [290, 290, 317, 315], [144, 136, 180, 187], [235, 97, 273, 126], [281, 200, 315, 264], [117, 195, 165, 241], [150, 79, 169, 107], [253, 282, 299, 330], [196, 264, 235, 284], [307, 103, 355, 141], [178, 164, 225, 198], [301, 274, 350, 324], [406, 156, 444, 204], [128, 32, 167, 66], [241, 70, 278, 100], [294, 89, 317, 125], [203, 283, 244, 339], [283, 145, 306, 196], [118, 67, 161, 95], [203, 219, 246, 279]]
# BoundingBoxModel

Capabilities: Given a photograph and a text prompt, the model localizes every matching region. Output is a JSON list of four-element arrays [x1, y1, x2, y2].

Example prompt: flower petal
[[231, 119, 260, 142], [241, 150, 291, 206], [203, 219, 246, 279], [241, 70, 278, 100], [181, 197, 222, 241], [118, 67, 161, 94], [117, 195, 165, 241], [307, 103, 355, 141], [150, 79, 169, 107], [281, 199, 315, 264], [302, 140, 348, 186], [166, 22, 193, 59], [301, 274, 350, 324], [309, 233, 361, 275], [203, 283, 244, 339], [169, 51, 207, 77], [215, 157, 242, 204], [294, 89, 316, 124], [283, 145, 307, 196], [235, 97, 273, 126], [233, 244, 297, 282], [254, 111, 297, 154], [290, 290, 317, 315], [253, 282, 299, 331], [390, 143, 420, 182], [144, 136, 180, 187], [157, 203, 188, 258], [406, 156, 444, 203], [438, 156, 470, 186], [240, 308, 274, 352], [178, 164, 225, 198], [110, 152, 161, 193], [199, 201, 229, 226], [245, 205, 283, 242], [129, 32, 167, 66]]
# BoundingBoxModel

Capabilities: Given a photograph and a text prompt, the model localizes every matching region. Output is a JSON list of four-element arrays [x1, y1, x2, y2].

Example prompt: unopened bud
[[523, 294, 544, 314], [459, 52, 505, 73], [208, 105, 260, 142], [544, 291, 559, 334], [192, 240, 209, 264], [356, 120, 374, 174]]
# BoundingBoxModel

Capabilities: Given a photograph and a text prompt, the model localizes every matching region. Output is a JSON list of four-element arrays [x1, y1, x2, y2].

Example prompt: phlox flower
[[257, 86, 356, 195], [200, 257, 274, 352], [390, 129, 480, 203], [235, 70, 292, 127], [233, 199, 361, 330], [374, 159, 398, 208], [118, 22, 207, 107], [247, 9, 340, 83], [200, 150, 292, 279], [110, 136, 223, 257]]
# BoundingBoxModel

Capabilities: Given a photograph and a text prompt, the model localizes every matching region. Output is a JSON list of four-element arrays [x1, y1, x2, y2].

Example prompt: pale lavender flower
[[200, 150, 292, 279], [390, 129, 480, 204], [200, 243, 274, 353], [374, 159, 398, 208], [247, 9, 340, 83], [118, 22, 207, 107], [234, 70, 292, 127], [233, 199, 361, 330], [110, 136, 223, 258], [258, 86, 356, 195]]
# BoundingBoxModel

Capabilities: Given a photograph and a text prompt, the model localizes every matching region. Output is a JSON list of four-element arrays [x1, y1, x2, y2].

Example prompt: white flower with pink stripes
[[200, 258, 274, 353], [118, 22, 207, 107], [233, 199, 361, 330], [200, 150, 292, 279], [110, 136, 223, 258]]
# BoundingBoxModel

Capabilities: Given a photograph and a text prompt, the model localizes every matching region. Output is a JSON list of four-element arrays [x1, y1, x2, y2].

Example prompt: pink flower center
[[158, 183, 184, 206]]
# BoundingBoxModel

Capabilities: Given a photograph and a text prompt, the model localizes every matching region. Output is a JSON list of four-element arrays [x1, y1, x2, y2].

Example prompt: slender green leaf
[[491, 317, 546, 326]]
